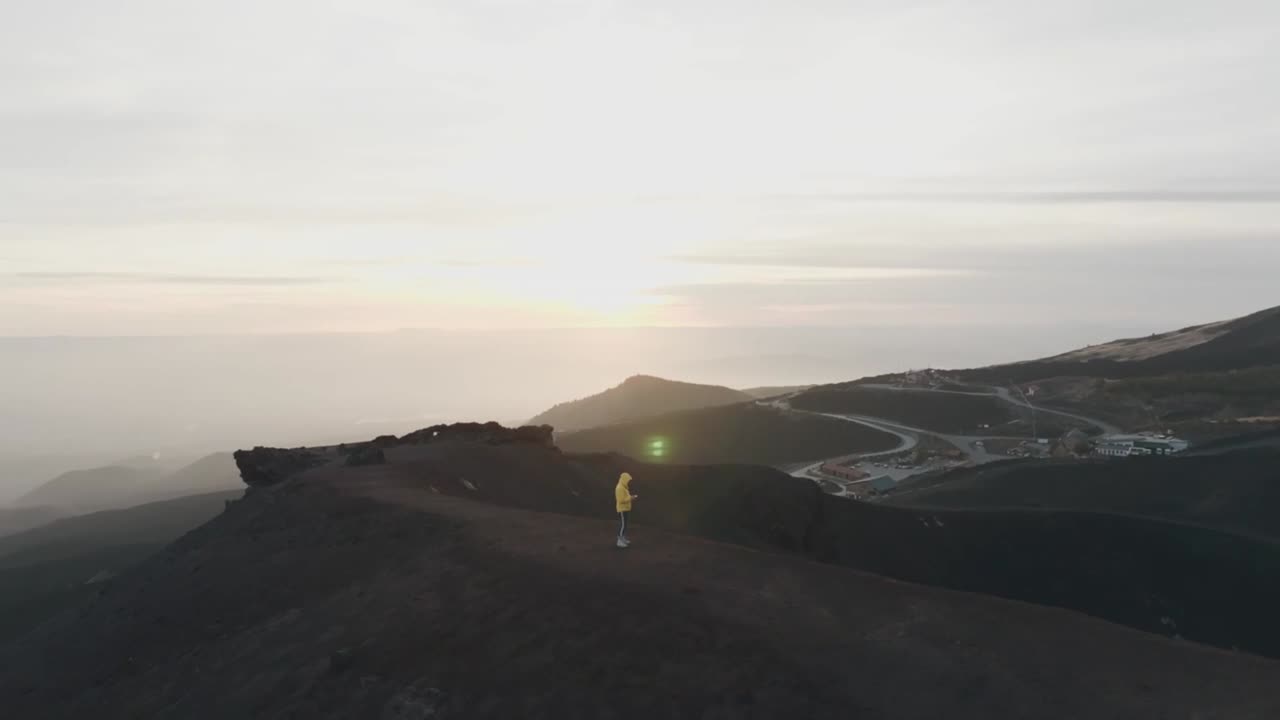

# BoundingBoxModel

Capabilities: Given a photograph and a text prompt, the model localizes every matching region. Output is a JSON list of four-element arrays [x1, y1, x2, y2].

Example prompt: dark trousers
[[618, 511, 629, 539]]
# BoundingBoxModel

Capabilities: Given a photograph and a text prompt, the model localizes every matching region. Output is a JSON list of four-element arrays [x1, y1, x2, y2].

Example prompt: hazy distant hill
[[557, 402, 899, 466], [14, 465, 166, 512], [0, 506, 68, 539], [528, 375, 753, 432], [0, 451, 137, 506], [14, 453, 240, 513], [161, 452, 242, 496]]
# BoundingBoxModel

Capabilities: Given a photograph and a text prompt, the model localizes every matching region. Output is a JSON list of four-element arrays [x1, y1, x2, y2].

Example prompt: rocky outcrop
[[236, 424, 555, 488], [233, 447, 328, 488], [399, 422, 556, 449]]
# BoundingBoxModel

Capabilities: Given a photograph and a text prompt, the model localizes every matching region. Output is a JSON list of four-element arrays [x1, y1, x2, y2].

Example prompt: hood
[[618, 472, 632, 489]]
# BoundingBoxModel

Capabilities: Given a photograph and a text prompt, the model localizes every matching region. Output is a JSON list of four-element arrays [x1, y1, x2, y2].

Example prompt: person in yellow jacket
[[615, 472, 637, 548]]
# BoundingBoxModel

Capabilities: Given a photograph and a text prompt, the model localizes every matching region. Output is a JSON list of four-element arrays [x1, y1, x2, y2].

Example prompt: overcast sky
[[3, 0, 1279, 335]]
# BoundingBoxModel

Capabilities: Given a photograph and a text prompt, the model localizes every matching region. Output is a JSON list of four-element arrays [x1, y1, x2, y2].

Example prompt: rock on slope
[[528, 375, 753, 432], [2, 430, 1278, 719]]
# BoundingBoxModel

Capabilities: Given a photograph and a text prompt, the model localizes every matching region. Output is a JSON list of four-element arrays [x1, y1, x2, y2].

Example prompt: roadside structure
[[1093, 433, 1190, 458]]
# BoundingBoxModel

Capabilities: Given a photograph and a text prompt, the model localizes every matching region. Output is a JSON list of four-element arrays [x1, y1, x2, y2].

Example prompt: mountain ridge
[[963, 303, 1280, 382], [527, 374, 753, 432]]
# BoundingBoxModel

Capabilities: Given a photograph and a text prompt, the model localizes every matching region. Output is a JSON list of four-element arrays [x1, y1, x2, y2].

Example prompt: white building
[[1093, 433, 1190, 458], [1095, 442, 1136, 458]]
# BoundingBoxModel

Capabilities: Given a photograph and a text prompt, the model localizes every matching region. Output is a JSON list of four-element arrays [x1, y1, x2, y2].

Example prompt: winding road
[[861, 383, 1123, 436], [777, 383, 1121, 489], [992, 387, 1123, 435], [787, 412, 919, 479]]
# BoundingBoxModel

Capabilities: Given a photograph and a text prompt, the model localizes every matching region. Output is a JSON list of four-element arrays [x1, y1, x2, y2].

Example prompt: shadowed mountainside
[[0, 490, 240, 644], [791, 386, 1015, 434], [1, 428, 1277, 719], [881, 442, 1280, 540], [221, 426, 1280, 658]]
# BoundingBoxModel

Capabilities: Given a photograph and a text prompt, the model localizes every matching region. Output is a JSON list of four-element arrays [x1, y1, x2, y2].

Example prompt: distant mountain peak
[[619, 374, 668, 385], [528, 376, 753, 432], [1038, 303, 1280, 366]]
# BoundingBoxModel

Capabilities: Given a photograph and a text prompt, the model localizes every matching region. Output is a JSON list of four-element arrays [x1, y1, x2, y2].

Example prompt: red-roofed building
[[819, 463, 870, 482]]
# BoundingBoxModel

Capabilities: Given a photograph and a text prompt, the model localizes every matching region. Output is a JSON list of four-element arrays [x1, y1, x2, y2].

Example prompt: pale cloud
[[13, 272, 335, 286], [1, 1, 1278, 335], [655, 233, 1280, 329]]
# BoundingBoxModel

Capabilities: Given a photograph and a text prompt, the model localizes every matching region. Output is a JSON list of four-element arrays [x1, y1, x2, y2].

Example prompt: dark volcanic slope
[[882, 446, 1280, 540], [958, 304, 1280, 383], [3, 456, 1277, 719], [557, 402, 899, 465], [330, 439, 1280, 658], [0, 491, 241, 644], [791, 386, 1016, 434]]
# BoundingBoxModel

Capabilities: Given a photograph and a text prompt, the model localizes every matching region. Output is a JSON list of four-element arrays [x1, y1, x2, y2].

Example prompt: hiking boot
[[616, 538, 628, 548]]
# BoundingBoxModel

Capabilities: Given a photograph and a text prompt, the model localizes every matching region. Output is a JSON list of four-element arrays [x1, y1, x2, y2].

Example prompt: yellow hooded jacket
[[615, 472, 633, 513]]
